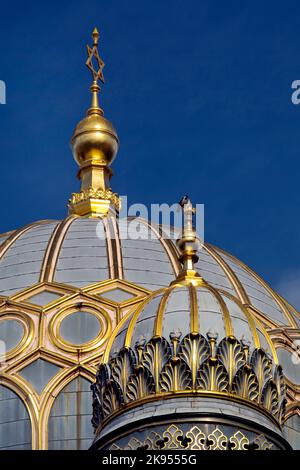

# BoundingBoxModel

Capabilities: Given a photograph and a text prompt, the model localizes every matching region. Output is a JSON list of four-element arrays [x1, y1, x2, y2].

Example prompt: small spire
[[85, 27, 105, 115], [69, 27, 120, 218], [172, 196, 206, 286], [92, 27, 99, 45]]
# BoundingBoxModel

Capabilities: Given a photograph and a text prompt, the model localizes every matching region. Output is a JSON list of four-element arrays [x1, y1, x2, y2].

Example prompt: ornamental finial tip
[[86, 26, 105, 84], [92, 27, 99, 45], [170, 197, 206, 286], [85, 27, 105, 115]]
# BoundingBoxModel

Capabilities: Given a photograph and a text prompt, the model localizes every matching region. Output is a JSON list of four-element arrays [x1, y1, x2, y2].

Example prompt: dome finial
[[69, 28, 120, 218], [85, 27, 105, 116], [172, 196, 206, 286]]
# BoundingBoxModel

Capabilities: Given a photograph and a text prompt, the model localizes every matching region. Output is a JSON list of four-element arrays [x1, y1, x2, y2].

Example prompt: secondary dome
[[104, 282, 276, 361], [91, 279, 288, 450]]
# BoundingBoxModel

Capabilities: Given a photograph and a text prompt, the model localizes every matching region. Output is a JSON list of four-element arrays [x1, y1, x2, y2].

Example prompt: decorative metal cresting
[[92, 331, 286, 432], [69, 28, 120, 218], [108, 425, 276, 450]]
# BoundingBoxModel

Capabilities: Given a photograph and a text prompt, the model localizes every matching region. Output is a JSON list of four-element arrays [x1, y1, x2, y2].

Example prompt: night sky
[[0, 1, 300, 307]]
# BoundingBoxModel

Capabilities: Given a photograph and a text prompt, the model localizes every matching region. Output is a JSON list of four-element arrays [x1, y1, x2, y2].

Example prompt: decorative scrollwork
[[185, 425, 207, 450], [229, 430, 249, 450], [162, 424, 185, 449], [107, 424, 278, 451], [207, 427, 228, 450]]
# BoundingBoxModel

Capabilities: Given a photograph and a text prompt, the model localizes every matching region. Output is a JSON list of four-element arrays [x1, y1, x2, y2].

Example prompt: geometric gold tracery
[[0, 277, 150, 449]]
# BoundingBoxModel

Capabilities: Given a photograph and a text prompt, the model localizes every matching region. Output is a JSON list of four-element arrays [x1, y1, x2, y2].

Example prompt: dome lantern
[[69, 28, 120, 218]]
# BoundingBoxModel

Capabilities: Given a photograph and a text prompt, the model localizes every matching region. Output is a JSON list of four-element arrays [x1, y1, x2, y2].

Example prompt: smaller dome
[[92, 282, 287, 440], [105, 283, 277, 363]]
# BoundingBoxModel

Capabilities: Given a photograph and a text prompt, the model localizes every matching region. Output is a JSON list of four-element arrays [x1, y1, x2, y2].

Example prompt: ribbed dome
[[91, 279, 288, 450], [105, 283, 277, 363], [0, 217, 298, 329], [0, 216, 298, 450]]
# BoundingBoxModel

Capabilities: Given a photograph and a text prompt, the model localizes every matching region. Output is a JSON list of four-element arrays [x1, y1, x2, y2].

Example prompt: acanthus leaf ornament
[[92, 334, 287, 430]]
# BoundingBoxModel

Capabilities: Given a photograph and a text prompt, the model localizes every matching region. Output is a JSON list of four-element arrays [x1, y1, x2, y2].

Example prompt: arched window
[[0, 385, 32, 449], [48, 376, 94, 450]]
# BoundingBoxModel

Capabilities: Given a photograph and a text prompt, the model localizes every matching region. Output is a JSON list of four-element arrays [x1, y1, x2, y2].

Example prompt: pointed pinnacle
[[92, 27, 99, 45]]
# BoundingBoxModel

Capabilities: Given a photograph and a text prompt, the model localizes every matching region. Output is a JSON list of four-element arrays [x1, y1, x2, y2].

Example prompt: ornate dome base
[[91, 396, 290, 450]]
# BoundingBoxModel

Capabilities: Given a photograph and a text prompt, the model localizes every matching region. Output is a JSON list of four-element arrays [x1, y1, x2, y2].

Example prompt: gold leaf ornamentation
[[179, 333, 210, 384], [141, 337, 171, 385], [250, 349, 272, 397], [232, 366, 259, 402], [126, 367, 155, 402], [162, 424, 185, 449], [229, 431, 249, 450], [69, 188, 120, 210], [186, 425, 207, 450], [102, 381, 123, 418], [197, 358, 229, 392], [159, 359, 192, 392], [217, 337, 246, 383], [207, 427, 228, 450], [273, 365, 286, 423], [110, 347, 136, 394], [108, 426, 277, 451], [261, 380, 279, 415]]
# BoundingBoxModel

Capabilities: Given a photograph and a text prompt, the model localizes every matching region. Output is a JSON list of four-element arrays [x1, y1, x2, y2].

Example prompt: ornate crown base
[[68, 188, 120, 218], [91, 333, 286, 433]]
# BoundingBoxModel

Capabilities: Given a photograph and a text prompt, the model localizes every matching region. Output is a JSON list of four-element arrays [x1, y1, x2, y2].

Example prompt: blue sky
[[0, 1, 300, 306]]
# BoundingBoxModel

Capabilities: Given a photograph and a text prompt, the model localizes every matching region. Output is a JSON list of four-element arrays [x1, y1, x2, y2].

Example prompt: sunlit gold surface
[[172, 197, 205, 286], [69, 28, 120, 217]]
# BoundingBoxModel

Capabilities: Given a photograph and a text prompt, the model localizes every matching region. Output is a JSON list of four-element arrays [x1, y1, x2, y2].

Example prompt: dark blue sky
[[0, 1, 300, 306]]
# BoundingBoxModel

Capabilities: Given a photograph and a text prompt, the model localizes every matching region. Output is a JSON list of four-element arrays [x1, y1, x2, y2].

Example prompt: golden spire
[[69, 28, 120, 218], [172, 196, 206, 286], [85, 27, 105, 115]]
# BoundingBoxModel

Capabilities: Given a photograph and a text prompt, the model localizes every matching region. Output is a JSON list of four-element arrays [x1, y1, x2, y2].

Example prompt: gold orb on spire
[[69, 28, 120, 218], [71, 27, 119, 168]]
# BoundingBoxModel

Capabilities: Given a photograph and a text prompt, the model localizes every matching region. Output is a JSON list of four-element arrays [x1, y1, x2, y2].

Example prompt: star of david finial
[[86, 27, 105, 84]]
